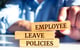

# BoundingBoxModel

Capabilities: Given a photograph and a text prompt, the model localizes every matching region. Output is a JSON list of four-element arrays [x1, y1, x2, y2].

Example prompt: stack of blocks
[[15, 21, 70, 47]]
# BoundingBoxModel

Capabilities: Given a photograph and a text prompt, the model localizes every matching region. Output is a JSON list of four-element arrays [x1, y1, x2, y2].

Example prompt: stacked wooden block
[[15, 21, 70, 47]]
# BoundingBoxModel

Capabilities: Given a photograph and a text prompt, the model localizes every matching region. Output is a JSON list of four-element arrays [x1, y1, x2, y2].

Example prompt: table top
[[0, 43, 80, 50]]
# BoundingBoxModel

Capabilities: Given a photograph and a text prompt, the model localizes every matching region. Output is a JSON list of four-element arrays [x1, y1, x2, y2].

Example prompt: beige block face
[[20, 38, 59, 47], [15, 31, 55, 39], [32, 21, 70, 31]]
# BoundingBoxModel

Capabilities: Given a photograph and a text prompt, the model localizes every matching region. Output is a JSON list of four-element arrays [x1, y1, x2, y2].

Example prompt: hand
[[58, 6, 80, 40], [8, 20, 31, 33]]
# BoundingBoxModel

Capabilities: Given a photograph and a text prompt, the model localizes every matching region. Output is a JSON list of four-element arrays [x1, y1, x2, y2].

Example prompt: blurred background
[[0, 0, 80, 47]]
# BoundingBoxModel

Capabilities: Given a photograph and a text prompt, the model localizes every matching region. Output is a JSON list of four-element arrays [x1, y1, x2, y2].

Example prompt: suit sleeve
[[64, 0, 80, 6]]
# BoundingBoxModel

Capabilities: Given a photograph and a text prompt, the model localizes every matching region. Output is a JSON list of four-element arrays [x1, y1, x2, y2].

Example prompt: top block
[[32, 21, 70, 31]]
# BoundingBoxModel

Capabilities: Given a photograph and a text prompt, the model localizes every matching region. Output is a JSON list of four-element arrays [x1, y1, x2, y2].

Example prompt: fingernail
[[60, 29, 71, 35], [60, 30, 65, 32], [58, 19, 62, 22], [58, 16, 65, 21]]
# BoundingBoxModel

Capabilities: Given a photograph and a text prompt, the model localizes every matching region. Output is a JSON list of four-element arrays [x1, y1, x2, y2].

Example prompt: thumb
[[58, 7, 71, 35]]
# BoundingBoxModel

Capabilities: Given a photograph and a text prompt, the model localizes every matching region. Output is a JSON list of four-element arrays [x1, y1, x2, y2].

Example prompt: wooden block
[[15, 31, 55, 39], [19, 38, 59, 47], [32, 21, 70, 31]]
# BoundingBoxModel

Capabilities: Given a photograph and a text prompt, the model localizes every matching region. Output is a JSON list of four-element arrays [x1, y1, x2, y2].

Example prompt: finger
[[67, 6, 80, 27], [69, 26, 80, 40], [58, 7, 70, 35], [21, 20, 31, 31], [58, 7, 69, 21], [13, 20, 31, 31], [8, 24, 26, 33], [76, 11, 80, 29]]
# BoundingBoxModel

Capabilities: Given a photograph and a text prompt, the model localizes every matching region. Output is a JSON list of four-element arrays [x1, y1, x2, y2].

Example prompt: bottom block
[[20, 38, 59, 47]]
